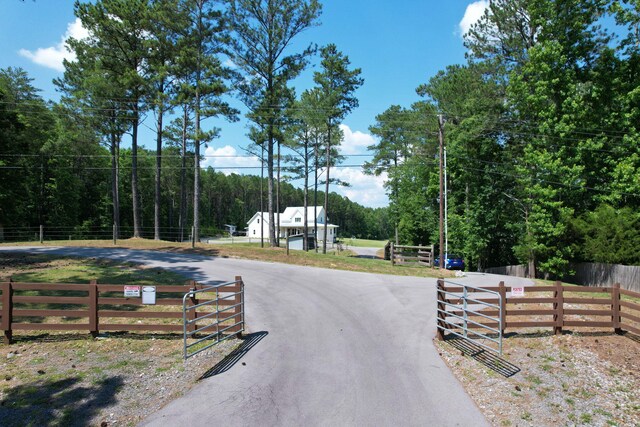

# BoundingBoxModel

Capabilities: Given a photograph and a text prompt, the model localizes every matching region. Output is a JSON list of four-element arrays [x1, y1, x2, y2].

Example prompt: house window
[[257, 218, 260, 224], [253, 230, 256, 235], [295, 217, 301, 223]]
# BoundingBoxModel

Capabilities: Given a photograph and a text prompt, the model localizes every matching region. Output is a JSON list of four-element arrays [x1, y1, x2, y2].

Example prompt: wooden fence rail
[[436, 280, 640, 340], [0, 278, 244, 344], [390, 243, 434, 267]]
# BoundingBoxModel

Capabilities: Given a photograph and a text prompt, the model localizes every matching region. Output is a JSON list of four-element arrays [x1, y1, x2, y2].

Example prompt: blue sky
[[0, 0, 487, 208]]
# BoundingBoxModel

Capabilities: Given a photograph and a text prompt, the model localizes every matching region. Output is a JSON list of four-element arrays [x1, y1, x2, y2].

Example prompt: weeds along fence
[[390, 243, 434, 267], [0, 277, 244, 344], [436, 280, 640, 340]]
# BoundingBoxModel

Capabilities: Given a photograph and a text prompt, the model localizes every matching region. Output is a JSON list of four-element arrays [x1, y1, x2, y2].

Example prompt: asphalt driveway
[[0, 247, 531, 426]]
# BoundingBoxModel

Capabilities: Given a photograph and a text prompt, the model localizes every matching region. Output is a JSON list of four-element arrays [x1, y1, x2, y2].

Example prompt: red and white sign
[[124, 285, 141, 297], [511, 286, 525, 297]]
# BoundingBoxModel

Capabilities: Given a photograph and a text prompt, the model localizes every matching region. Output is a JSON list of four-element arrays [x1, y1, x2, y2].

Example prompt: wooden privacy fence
[[0, 277, 244, 344], [390, 243, 434, 267], [484, 263, 640, 293], [436, 280, 640, 340]]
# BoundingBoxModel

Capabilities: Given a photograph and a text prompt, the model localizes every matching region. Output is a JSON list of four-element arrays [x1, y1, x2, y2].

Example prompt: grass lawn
[[0, 253, 187, 285]]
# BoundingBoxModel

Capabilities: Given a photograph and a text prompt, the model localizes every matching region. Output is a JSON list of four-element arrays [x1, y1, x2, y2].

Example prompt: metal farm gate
[[436, 279, 503, 355], [182, 277, 245, 359]]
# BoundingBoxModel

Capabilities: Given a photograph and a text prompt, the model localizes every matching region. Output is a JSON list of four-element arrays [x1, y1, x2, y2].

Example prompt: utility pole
[[444, 145, 448, 259], [261, 145, 264, 248], [438, 114, 445, 269]]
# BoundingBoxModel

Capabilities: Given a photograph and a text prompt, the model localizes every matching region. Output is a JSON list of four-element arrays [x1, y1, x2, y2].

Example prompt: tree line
[[365, 0, 640, 276], [0, 68, 389, 241], [1, 0, 388, 245]]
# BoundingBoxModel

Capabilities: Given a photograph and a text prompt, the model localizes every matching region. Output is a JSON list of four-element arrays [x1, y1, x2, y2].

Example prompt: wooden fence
[[390, 244, 434, 267], [436, 280, 640, 340], [0, 278, 244, 344]]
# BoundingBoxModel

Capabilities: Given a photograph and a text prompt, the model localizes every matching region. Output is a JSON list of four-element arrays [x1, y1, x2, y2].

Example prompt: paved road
[[348, 246, 382, 259], [0, 247, 531, 426]]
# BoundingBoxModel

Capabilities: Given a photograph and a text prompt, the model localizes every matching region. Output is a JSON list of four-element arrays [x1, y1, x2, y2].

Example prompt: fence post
[[553, 281, 564, 335], [89, 280, 98, 338], [436, 279, 446, 340], [235, 275, 244, 338], [40, 225, 43, 244], [390, 242, 395, 266], [498, 281, 506, 336], [187, 280, 197, 334], [430, 245, 435, 268], [2, 279, 13, 344], [612, 282, 622, 334]]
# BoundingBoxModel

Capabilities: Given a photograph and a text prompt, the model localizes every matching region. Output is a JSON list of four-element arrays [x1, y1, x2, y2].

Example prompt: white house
[[246, 206, 338, 243]]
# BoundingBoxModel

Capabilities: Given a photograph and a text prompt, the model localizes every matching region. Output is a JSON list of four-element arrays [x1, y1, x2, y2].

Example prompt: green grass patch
[[2, 254, 186, 286]]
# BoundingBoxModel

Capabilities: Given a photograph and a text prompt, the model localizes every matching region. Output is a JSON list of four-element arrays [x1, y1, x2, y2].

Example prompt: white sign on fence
[[142, 286, 157, 305], [124, 285, 140, 297], [511, 286, 525, 297]]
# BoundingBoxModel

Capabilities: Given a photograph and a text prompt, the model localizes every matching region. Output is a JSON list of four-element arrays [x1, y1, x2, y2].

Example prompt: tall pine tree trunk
[[131, 102, 141, 238], [314, 137, 319, 253], [260, 144, 264, 247], [276, 139, 281, 246], [267, 75, 276, 247], [110, 131, 120, 238], [194, 88, 201, 244], [154, 92, 164, 241], [323, 125, 331, 254], [179, 107, 187, 242], [303, 135, 309, 251], [268, 135, 275, 246]]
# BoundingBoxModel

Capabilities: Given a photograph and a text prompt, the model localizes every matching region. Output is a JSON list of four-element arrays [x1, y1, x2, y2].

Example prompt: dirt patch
[[0, 333, 241, 426], [436, 331, 640, 426]]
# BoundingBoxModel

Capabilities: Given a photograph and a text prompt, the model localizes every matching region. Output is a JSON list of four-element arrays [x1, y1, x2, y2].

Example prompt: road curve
[[0, 247, 530, 426]]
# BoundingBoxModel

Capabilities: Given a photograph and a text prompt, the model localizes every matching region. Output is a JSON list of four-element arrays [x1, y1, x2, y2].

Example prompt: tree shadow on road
[[199, 331, 268, 380], [0, 375, 123, 427]]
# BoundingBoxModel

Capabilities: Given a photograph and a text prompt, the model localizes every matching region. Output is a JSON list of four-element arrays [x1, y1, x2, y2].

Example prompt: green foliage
[[573, 204, 640, 265], [370, 0, 640, 274]]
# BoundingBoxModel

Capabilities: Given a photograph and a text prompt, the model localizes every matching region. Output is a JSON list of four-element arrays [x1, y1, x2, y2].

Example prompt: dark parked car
[[434, 254, 465, 270]]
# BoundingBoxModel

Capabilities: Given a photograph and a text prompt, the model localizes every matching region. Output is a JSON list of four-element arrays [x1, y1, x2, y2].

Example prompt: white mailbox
[[142, 286, 157, 305]]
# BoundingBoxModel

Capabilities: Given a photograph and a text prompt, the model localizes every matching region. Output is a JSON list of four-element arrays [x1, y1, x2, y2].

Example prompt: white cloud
[[201, 145, 261, 175], [330, 167, 389, 208], [459, 1, 489, 37], [19, 18, 89, 72], [223, 58, 237, 69], [338, 124, 376, 155]]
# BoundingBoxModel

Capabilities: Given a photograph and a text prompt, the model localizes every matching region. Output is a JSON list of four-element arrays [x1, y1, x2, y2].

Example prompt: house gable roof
[[247, 206, 336, 228]]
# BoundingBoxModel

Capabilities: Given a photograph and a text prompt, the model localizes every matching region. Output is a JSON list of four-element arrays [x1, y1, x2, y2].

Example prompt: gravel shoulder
[[436, 331, 640, 426]]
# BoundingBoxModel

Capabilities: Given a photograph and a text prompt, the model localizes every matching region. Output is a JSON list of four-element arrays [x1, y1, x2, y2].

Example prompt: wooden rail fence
[[0, 278, 244, 344], [390, 244, 434, 267], [436, 280, 640, 340]]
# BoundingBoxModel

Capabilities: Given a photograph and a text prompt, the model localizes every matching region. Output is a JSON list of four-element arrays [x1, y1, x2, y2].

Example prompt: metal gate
[[182, 277, 245, 359], [436, 280, 503, 355]]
